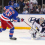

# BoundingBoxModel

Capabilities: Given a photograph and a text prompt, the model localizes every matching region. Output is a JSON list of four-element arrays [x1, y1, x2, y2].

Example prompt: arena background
[[0, 0, 45, 13], [0, 0, 45, 30]]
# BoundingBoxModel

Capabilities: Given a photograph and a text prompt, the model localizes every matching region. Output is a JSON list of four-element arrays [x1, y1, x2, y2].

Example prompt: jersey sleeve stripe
[[1, 15, 10, 21]]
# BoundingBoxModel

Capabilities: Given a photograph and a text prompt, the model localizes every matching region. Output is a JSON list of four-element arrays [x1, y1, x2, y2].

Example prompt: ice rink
[[0, 29, 45, 45]]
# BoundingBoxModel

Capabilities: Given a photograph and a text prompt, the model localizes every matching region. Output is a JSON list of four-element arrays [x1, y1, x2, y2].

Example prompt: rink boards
[[0, 14, 45, 30]]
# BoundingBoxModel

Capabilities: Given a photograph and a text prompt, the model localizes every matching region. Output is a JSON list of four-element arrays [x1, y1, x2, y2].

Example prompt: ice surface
[[0, 29, 45, 45]]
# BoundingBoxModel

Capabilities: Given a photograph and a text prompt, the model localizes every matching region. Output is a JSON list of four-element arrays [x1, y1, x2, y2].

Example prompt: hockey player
[[30, 17, 45, 39], [0, 3, 24, 40]]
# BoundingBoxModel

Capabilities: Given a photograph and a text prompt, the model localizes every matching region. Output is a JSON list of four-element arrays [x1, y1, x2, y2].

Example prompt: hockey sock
[[9, 27, 14, 37], [2, 28, 6, 31], [0, 28, 6, 33], [0, 28, 2, 32]]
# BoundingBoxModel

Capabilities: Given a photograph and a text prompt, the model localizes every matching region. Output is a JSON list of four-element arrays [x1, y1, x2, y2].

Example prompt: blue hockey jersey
[[1, 6, 18, 21]]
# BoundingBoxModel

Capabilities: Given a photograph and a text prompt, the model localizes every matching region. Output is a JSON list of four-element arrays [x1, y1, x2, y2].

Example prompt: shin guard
[[9, 27, 14, 37]]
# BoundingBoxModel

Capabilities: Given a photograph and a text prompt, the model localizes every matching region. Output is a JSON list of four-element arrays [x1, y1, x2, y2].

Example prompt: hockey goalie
[[30, 17, 45, 39]]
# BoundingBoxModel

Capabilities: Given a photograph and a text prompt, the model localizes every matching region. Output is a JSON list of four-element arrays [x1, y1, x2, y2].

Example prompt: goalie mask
[[39, 17, 44, 24]]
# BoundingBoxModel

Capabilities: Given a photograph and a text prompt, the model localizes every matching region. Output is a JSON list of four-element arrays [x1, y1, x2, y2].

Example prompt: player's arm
[[33, 22, 37, 30], [33, 19, 39, 30], [3, 6, 10, 11], [13, 16, 18, 22], [13, 11, 24, 22], [3, 7, 6, 10], [13, 16, 24, 22], [13, 11, 18, 22], [16, 17, 24, 22], [3, 6, 7, 10]]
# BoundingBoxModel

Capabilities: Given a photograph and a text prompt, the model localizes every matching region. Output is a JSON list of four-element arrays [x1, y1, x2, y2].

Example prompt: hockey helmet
[[13, 3, 19, 8]]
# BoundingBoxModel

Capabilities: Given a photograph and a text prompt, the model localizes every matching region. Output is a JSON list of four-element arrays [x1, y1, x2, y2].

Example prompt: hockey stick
[[24, 21, 31, 27], [24, 21, 45, 37]]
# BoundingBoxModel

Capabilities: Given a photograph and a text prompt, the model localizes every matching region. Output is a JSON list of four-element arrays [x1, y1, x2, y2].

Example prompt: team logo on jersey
[[28, 17, 38, 23]]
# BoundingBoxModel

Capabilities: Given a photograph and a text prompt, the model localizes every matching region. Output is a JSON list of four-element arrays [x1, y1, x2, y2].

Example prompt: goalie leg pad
[[30, 28, 37, 39], [9, 27, 14, 37]]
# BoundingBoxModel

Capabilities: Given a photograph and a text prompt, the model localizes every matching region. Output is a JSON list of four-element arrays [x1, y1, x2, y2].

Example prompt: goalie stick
[[24, 21, 45, 37]]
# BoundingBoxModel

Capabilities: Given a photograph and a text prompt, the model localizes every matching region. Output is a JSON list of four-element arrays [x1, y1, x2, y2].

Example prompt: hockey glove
[[17, 17, 24, 22], [21, 18, 24, 22]]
